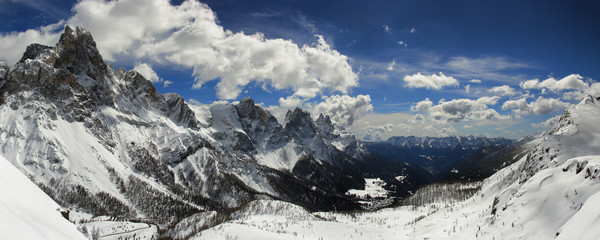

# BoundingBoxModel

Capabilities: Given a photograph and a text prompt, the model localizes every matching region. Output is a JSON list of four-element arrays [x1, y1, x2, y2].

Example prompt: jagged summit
[[54, 26, 107, 80], [18, 43, 52, 63], [284, 107, 317, 139]]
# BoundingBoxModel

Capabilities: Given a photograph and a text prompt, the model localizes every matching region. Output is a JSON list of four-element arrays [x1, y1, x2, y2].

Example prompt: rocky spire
[[53, 26, 109, 81], [284, 108, 317, 139], [18, 44, 52, 63]]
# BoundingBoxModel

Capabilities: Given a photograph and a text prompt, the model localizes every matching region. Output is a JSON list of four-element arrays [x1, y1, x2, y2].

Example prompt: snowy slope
[[0, 154, 87, 240], [193, 96, 600, 240]]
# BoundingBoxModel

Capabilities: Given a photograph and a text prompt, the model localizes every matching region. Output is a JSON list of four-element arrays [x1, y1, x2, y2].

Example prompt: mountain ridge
[[0, 26, 426, 228]]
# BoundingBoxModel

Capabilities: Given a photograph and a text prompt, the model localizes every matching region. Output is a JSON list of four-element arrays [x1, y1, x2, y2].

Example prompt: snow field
[[0, 154, 87, 240]]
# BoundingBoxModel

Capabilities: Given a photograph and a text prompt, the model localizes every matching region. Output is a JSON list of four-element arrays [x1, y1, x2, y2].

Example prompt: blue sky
[[1, 0, 599, 140]]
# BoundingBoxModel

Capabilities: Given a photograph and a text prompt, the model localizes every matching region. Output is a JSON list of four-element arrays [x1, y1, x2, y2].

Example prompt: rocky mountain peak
[[18, 44, 53, 63], [284, 108, 317, 139], [315, 113, 334, 135], [235, 97, 277, 125], [164, 93, 200, 129], [53, 26, 108, 81], [235, 97, 258, 119]]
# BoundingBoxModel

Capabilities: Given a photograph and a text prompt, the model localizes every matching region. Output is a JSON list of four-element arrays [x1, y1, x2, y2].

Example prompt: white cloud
[[414, 96, 508, 123], [163, 80, 173, 88], [278, 96, 304, 108], [502, 96, 571, 115], [488, 85, 517, 96], [364, 123, 394, 141], [403, 72, 459, 90], [133, 63, 161, 83], [447, 56, 528, 72], [440, 126, 458, 137], [133, 62, 173, 88], [187, 99, 202, 106], [386, 60, 396, 71], [410, 27, 416, 33], [520, 79, 539, 89], [519, 74, 588, 92], [397, 40, 407, 46], [443, 56, 529, 83], [412, 114, 425, 122], [465, 84, 471, 93], [411, 98, 433, 112], [531, 114, 561, 129], [0, 22, 63, 64], [587, 82, 600, 97], [469, 79, 482, 83], [1, 0, 359, 101], [383, 25, 392, 34], [312, 94, 373, 126]]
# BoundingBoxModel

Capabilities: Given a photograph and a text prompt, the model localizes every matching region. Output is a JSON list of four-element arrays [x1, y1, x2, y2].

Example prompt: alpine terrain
[[0, 26, 427, 236], [2, 25, 600, 240], [180, 94, 600, 240]]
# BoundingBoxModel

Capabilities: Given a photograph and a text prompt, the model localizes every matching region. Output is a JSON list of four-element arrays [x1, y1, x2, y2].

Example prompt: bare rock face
[[164, 93, 200, 129], [284, 108, 318, 140], [18, 44, 53, 63], [235, 97, 285, 148], [53, 26, 109, 81]]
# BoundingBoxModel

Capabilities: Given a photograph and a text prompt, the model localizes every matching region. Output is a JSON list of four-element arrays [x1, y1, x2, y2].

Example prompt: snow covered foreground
[[0, 154, 87, 240], [193, 96, 600, 240]]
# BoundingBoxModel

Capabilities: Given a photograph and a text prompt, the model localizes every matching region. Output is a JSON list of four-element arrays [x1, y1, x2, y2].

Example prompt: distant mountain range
[[365, 136, 517, 179]]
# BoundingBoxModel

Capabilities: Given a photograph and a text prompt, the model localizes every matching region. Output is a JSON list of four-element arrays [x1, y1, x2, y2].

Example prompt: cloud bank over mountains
[[0, 0, 596, 139]]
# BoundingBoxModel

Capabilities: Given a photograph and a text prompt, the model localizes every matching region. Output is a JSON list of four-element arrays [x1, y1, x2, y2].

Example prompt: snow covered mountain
[[0, 26, 426, 228], [0, 154, 87, 240], [385, 135, 514, 150], [191, 95, 600, 240], [366, 136, 515, 178]]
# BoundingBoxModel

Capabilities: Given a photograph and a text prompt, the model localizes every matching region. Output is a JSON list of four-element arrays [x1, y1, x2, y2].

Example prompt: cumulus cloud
[[587, 82, 600, 97], [488, 85, 517, 96], [440, 126, 458, 136], [364, 123, 394, 141], [531, 114, 561, 129], [278, 96, 304, 108], [1, 0, 358, 101], [187, 99, 202, 106], [133, 63, 161, 83], [519, 74, 588, 92], [502, 96, 571, 115], [421, 125, 456, 137], [469, 79, 482, 83], [0, 22, 63, 64], [313, 94, 373, 126], [133, 62, 173, 88], [411, 98, 433, 112], [413, 96, 508, 123], [403, 72, 459, 90]]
